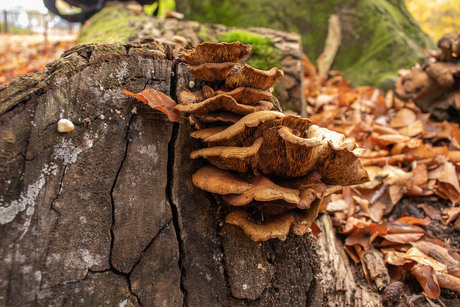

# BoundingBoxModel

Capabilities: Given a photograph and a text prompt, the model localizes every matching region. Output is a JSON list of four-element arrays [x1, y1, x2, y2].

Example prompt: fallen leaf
[[383, 223, 425, 244], [401, 247, 447, 272], [412, 264, 441, 299], [437, 272, 460, 292], [441, 207, 460, 225], [429, 161, 460, 204], [396, 216, 430, 226], [399, 120, 425, 137], [417, 204, 441, 219], [345, 228, 375, 250], [390, 108, 416, 128], [412, 240, 460, 277], [123, 88, 181, 122]]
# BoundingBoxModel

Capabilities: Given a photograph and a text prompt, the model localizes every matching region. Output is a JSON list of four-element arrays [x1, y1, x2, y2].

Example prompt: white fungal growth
[[57, 119, 74, 133], [189, 80, 195, 88]]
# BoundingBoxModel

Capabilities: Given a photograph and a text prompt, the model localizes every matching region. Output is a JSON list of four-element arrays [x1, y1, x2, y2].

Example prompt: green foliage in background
[[406, 0, 460, 41], [217, 30, 282, 70], [144, 0, 176, 17], [179, 0, 435, 87]]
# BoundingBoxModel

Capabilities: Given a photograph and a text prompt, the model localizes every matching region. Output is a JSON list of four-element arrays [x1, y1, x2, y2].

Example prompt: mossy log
[[0, 42, 383, 306]]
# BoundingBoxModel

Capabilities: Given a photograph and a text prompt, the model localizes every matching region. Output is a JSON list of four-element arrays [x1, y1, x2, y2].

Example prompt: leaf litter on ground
[[302, 54, 460, 301]]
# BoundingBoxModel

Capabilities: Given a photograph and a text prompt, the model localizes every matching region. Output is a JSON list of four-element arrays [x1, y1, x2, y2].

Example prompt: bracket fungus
[[176, 41, 369, 241], [182, 41, 252, 65], [187, 62, 236, 81]]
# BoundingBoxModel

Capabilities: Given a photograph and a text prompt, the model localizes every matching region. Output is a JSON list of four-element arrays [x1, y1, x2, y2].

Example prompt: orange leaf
[[395, 216, 430, 226], [345, 228, 372, 250], [123, 88, 181, 122]]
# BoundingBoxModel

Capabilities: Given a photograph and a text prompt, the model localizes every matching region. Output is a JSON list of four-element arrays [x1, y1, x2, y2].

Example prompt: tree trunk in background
[[177, 0, 435, 87], [0, 42, 382, 306]]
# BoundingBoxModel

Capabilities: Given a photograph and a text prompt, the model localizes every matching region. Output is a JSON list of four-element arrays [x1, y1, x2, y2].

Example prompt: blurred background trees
[[406, 0, 460, 41]]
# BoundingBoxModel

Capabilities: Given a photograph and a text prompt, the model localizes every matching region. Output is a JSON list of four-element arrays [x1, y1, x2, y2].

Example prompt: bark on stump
[[0, 43, 380, 306]]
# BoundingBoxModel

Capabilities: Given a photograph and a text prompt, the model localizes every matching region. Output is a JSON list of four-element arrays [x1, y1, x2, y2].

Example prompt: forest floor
[[0, 33, 77, 86], [302, 58, 460, 306]]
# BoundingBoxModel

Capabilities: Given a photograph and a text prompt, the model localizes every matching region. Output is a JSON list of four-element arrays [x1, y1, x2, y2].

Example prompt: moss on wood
[[217, 30, 282, 70], [78, 5, 148, 44]]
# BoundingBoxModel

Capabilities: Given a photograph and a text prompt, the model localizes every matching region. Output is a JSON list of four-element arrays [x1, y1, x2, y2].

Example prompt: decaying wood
[[0, 41, 374, 306], [315, 214, 382, 306]]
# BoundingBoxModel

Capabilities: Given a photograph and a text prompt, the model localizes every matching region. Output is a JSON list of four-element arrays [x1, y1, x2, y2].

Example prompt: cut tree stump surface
[[0, 42, 380, 306]]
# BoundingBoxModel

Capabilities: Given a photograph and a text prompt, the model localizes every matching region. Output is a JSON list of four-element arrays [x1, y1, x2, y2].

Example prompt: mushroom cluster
[[176, 42, 369, 241]]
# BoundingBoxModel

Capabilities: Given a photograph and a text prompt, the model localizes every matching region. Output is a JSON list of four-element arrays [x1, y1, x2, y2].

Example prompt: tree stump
[[0, 42, 380, 306]]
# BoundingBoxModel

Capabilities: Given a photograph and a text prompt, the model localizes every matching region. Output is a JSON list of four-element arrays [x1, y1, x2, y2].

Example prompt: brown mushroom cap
[[425, 62, 460, 88], [202, 112, 310, 147], [298, 184, 326, 209], [175, 94, 273, 116], [224, 64, 284, 91], [225, 210, 295, 241], [190, 137, 263, 173], [305, 125, 369, 185], [194, 123, 368, 184], [203, 111, 285, 145], [179, 90, 203, 105], [190, 126, 229, 139], [196, 112, 243, 124], [182, 42, 252, 65], [216, 87, 273, 105], [291, 199, 321, 236], [222, 176, 300, 207], [255, 202, 297, 216], [187, 62, 236, 82], [178, 86, 215, 105], [192, 165, 252, 195], [258, 125, 369, 183]]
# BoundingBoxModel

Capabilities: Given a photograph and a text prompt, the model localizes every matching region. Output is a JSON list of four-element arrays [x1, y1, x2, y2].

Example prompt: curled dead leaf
[[123, 88, 180, 122]]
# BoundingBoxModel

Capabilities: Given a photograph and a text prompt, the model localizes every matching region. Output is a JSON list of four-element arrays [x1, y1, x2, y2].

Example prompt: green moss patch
[[217, 30, 282, 70], [78, 5, 147, 44]]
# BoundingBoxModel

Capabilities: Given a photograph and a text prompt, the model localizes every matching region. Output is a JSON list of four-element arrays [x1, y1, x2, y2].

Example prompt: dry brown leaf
[[429, 162, 460, 204], [441, 207, 460, 225], [390, 108, 416, 128], [399, 120, 425, 137], [383, 223, 425, 244], [411, 264, 441, 299], [345, 228, 373, 250], [412, 240, 460, 277], [437, 272, 460, 292], [417, 204, 441, 219], [401, 247, 447, 272], [123, 88, 180, 122]]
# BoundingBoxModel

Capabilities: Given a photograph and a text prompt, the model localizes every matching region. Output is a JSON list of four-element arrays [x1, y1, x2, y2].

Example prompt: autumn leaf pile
[[303, 57, 460, 299], [0, 34, 76, 86]]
